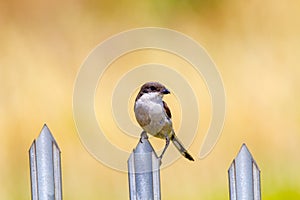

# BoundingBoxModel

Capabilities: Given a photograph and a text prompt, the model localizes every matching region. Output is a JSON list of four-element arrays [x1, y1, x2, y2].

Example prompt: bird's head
[[136, 82, 170, 101]]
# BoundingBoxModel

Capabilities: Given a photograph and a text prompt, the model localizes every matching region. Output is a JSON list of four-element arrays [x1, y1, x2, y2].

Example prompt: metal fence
[[29, 124, 261, 200]]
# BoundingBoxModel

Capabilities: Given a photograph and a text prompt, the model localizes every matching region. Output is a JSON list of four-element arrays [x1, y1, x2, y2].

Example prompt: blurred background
[[1, 0, 300, 199]]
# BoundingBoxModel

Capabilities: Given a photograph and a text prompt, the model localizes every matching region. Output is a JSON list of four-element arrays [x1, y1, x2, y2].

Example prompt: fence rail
[[28, 124, 261, 200]]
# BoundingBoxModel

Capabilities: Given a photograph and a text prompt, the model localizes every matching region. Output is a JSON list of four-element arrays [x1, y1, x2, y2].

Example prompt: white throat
[[138, 92, 163, 103]]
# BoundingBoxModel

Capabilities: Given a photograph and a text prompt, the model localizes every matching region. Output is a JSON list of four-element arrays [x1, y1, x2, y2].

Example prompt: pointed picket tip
[[29, 124, 58, 154], [29, 124, 62, 200], [35, 124, 60, 151], [237, 143, 252, 158], [134, 134, 158, 156], [128, 132, 160, 173], [228, 143, 261, 200], [234, 143, 260, 174]]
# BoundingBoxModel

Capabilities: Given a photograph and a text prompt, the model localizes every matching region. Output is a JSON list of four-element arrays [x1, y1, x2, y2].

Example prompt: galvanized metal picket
[[29, 125, 62, 200], [228, 144, 261, 200], [127, 132, 161, 200], [28, 124, 261, 200]]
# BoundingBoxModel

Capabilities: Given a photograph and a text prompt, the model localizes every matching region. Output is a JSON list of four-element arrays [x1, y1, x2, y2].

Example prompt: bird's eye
[[150, 86, 156, 91]]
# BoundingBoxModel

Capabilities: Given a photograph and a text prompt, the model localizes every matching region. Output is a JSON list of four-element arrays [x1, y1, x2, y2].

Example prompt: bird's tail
[[171, 133, 194, 161]]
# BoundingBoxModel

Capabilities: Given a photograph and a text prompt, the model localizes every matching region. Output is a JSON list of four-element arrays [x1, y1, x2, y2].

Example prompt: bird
[[134, 81, 194, 161]]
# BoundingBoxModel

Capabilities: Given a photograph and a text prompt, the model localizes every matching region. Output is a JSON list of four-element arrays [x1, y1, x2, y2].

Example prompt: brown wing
[[163, 101, 172, 119]]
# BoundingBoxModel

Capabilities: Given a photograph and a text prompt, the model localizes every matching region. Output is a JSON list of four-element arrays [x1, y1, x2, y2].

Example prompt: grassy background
[[1, 0, 300, 199]]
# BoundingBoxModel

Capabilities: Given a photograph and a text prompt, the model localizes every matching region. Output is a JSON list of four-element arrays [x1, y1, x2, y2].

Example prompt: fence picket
[[228, 144, 261, 200], [29, 124, 62, 200], [28, 125, 262, 199], [127, 132, 161, 200]]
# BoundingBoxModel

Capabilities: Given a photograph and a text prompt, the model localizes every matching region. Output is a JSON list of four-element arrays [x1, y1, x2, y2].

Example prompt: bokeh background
[[1, 0, 300, 199]]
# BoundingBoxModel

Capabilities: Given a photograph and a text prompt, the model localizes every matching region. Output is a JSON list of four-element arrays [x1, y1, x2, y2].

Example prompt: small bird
[[134, 82, 194, 161]]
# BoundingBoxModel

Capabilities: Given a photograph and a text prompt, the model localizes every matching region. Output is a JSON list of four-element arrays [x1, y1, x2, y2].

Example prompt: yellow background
[[1, 0, 300, 199]]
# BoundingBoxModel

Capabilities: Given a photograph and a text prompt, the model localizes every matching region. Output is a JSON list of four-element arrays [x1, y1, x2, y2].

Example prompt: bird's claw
[[139, 131, 148, 143]]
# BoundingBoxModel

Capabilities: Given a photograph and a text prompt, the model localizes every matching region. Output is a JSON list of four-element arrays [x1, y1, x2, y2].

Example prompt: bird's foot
[[139, 131, 148, 143]]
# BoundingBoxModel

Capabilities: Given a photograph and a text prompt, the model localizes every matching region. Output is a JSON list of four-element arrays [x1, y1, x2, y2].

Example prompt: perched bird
[[134, 82, 194, 161]]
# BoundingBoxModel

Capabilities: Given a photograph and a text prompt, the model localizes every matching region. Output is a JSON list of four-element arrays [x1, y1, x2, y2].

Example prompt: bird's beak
[[162, 88, 170, 94]]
